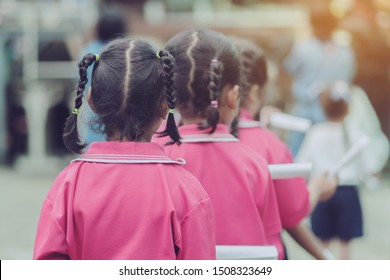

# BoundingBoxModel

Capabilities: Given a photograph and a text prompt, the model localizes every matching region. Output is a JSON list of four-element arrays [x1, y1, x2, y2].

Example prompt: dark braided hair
[[165, 29, 241, 134], [63, 38, 180, 154], [63, 53, 98, 154], [229, 37, 268, 137], [198, 59, 223, 133], [157, 50, 181, 144], [230, 36, 267, 101]]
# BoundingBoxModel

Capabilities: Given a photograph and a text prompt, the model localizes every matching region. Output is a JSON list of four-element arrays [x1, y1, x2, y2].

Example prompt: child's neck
[[107, 137, 151, 143], [107, 132, 154, 143]]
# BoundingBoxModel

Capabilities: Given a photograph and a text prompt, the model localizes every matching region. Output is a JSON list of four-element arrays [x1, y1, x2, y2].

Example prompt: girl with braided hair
[[154, 29, 283, 258], [34, 38, 216, 260], [232, 37, 337, 260]]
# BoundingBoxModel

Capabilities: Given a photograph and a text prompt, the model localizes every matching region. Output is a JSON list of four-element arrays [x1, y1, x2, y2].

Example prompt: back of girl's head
[[230, 37, 267, 103], [321, 81, 350, 121], [63, 38, 180, 154], [165, 29, 240, 133]]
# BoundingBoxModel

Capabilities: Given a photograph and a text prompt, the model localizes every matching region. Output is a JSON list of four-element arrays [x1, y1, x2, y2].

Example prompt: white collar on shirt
[[71, 153, 186, 165], [180, 133, 239, 143]]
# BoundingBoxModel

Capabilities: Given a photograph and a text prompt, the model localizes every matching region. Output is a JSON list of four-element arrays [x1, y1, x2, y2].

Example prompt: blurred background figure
[[296, 83, 364, 260], [78, 4, 129, 148], [344, 84, 389, 190], [283, 3, 356, 156], [0, 38, 9, 164], [340, 0, 390, 155]]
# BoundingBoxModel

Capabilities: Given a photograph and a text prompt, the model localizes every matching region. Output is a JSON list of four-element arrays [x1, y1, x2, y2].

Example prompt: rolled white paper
[[268, 112, 312, 132], [268, 163, 312, 179], [328, 135, 371, 178], [216, 245, 278, 260]]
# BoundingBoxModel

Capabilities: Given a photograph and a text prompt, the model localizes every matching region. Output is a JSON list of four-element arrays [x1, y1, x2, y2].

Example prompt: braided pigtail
[[230, 116, 239, 138], [199, 59, 223, 134], [158, 50, 181, 145], [239, 49, 255, 98], [63, 53, 98, 153]]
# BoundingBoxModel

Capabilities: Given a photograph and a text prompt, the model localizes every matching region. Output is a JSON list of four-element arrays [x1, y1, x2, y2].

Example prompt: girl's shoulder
[[44, 161, 83, 202], [235, 141, 269, 169]]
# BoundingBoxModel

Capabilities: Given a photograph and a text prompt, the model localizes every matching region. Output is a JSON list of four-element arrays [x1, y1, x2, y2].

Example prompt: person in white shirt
[[295, 82, 363, 260]]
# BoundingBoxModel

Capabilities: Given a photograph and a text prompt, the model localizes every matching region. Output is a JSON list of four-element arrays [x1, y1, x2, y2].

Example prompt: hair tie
[[95, 54, 100, 62], [211, 59, 218, 63], [211, 100, 218, 108], [156, 51, 161, 59], [168, 108, 175, 114], [72, 108, 80, 115]]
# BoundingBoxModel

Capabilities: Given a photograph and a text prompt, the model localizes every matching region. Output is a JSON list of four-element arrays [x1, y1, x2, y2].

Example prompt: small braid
[[199, 59, 223, 134], [158, 50, 181, 145], [239, 49, 255, 98], [230, 116, 239, 138], [63, 53, 98, 154]]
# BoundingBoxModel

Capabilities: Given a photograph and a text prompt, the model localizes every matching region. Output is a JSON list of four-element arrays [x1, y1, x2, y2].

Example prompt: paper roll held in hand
[[268, 112, 312, 133], [216, 245, 278, 260], [328, 135, 371, 178], [268, 163, 312, 179]]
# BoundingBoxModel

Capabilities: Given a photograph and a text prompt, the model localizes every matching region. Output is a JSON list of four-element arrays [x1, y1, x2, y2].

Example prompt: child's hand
[[260, 106, 281, 127], [309, 172, 338, 211], [314, 172, 338, 201]]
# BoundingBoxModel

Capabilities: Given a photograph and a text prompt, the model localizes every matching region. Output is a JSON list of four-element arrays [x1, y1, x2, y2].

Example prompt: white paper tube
[[328, 135, 371, 178], [268, 163, 312, 179], [216, 245, 278, 260], [268, 112, 312, 132]]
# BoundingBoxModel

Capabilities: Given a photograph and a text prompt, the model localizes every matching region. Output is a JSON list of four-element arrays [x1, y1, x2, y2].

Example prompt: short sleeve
[[33, 199, 69, 260], [258, 171, 282, 238], [176, 199, 216, 260]]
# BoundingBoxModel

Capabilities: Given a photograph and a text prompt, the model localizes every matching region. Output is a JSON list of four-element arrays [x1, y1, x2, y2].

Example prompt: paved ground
[[1, 162, 389, 260]]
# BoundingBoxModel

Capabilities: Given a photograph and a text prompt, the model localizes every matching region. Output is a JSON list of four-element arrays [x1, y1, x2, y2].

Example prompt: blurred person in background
[[78, 5, 129, 148], [283, 5, 356, 156], [296, 83, 364, 260], [0, 38, 10, 164], [340, 0, 390, 151], [343, 84, 389, 189]]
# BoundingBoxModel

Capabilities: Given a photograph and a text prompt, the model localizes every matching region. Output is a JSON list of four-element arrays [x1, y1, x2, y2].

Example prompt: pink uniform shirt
[[155, 124, 282, 257], [34, 142, 216, 260], [238, 109, 310, 229]]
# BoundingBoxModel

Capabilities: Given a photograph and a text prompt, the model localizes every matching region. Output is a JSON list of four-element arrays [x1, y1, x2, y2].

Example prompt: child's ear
[[160, 101, 168, 120], [226, 85, 240, 110], [87, 87, 96, 112]]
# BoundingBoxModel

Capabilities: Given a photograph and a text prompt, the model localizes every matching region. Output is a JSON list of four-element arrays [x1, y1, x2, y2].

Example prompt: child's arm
[[176, 198, 216, 260], [259, 172, 284, 259], [33, 199, 69, 260], [286, 222, 336, 260], [308, 173, 338, 212]]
